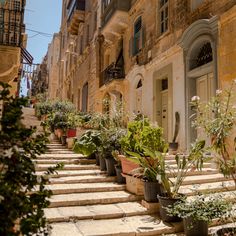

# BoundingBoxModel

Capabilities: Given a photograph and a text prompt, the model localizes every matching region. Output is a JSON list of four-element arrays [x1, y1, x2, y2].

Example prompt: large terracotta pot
[[118, 155, 139, 175]]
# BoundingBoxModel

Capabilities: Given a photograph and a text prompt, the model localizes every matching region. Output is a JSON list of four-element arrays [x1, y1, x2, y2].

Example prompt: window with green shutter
[[133, 16, 142, 55]]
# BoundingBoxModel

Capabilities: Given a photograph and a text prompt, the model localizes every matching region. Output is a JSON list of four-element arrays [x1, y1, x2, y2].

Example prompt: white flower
[[156, 174, 162, 183], [191, 96, 200, 102], [3, 148, 13, 158], [216, 89, 222, 95]]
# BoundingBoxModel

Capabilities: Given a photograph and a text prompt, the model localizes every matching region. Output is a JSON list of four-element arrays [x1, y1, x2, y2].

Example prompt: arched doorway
[[179, 17, 218, 147]]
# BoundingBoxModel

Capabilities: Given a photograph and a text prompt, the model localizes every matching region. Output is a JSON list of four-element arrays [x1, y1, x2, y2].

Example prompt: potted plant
[[167, 195, 232, 236], [66, 112, 80, 138], [213, 227, 236, 236], [112, 151, 126, 184], [119, 118, 166, 175], [101, 128, 126, 176], [143, 140, 206, 222], [191, 81, 236, 187], [73, 130, 102, 159]]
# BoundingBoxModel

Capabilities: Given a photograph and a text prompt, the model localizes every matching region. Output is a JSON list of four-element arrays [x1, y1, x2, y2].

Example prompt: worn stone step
[[36, 159, 80, 164], [47, 145, 66, 149], [49, 175, 116, 184], [45, 202, 152, 223], [36, 164, 99, 171], [46, 182, 125, 195], [171, 173, 231, 186], [168, 162, 212, 169], [179, 180, 235, 195], [168, 168, 218, 177], [36, 169, 104, 178], [38, 153, 84, 158], [50, 215, 182, 236], [46, 150, 75, 154], [49, 191, 142, 208]]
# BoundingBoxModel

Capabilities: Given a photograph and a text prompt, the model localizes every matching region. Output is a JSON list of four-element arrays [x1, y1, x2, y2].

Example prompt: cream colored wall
[[218, 5, 236, 88]]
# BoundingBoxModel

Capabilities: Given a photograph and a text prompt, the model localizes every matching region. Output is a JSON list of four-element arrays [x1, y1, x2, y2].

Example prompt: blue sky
[[25, 0, 62, 64], [20, 0, 62, 96]]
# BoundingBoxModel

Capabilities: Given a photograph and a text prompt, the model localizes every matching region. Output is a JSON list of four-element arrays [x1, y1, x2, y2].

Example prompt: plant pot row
[[96, 154, 126, 184]]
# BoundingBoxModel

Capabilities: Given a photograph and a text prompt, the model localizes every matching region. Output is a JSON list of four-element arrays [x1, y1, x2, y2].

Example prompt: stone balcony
[[101, 0, 131, 43], [67, 0, 85, 35]]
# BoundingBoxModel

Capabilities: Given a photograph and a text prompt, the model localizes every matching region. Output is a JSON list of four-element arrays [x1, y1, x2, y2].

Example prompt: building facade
[[47, 33, 60, 100], [45, 0, 236, 151], [0, 0, 32, 96]]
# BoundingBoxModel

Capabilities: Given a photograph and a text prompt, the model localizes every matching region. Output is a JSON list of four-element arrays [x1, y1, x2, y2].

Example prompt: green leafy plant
[[0, 82, 62, 236], [167, 194, 232, 223], [138, 140, 206, 198], [73, 130, 102, 157], [191, 81, 236, 186], [120, 118, 167, 156]]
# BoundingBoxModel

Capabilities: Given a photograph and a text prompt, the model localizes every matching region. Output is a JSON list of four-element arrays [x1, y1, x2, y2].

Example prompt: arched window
[[190, 42, 213, 70], [136, 79, 142, 89]]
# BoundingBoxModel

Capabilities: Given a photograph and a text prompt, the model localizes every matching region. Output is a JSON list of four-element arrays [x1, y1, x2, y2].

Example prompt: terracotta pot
[[118, 155, 139, 175], [67, 128, 76, 138]]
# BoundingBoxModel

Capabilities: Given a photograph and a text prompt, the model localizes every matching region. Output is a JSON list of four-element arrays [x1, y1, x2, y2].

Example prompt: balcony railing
[[0, 5, 25, 47], [101, 0, 131, 28], [100, 62, 125, 87], [67, 0, 85, 23]]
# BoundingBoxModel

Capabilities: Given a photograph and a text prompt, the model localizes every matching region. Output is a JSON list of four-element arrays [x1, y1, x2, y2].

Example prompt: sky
[[25, 0, 62, 64], [20, 0, 62, 96]]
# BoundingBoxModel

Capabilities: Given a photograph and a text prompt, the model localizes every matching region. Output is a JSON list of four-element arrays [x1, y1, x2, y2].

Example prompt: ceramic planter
[[157, 195, 183, 222], [124, 174, 144, 195], [183, 217, 208, 236], [118, 155, 139, 175], [105, 157, 117, 176], [67, 128, 76, 138], [143, 181, 162, 202], [115, 165, 126, 184], [95, 153, 100, 166]]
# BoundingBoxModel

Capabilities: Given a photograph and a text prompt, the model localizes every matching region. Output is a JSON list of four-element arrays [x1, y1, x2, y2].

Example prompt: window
[[13, 0, 21, 11], [82, 82, 88, 112], [133, 16, 142, 55], [103, 0, 111, 12], [159, 0, 168, 34], [191, 0, 204, 11]]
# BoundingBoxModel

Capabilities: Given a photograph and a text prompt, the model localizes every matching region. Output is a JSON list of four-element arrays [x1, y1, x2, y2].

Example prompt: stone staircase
[[36, 140, 235, 236]]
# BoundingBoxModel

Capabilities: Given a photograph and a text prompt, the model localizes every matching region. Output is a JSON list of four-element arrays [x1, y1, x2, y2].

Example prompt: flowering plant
[[191, 80, 236, 186]]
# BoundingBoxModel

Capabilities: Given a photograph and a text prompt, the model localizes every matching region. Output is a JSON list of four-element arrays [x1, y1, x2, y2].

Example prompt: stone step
[[38, 153, 84, 158], [50, 215, 182, 236], [171, 173, 231, 185], [46, 150, 75, 154], [168, 168, 218, 177], [35, 164, 97, 171], [46, 182, 125, 195], [36, 164, 99, 171], [45, 202, 152, 223], [36, 159, 80, 164], [47, 145, 66, 149], [179, 180, 235, 195], [49, 191, 142, 208], [36, 169, 104, 178], [49, 175, 116, 184], [168, 162, 212, 169]]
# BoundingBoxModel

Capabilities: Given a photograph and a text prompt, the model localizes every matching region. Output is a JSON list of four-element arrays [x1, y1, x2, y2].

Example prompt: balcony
[[100, 62, 125, 87], [101, 0, 131, 42], [67, 0, 85, 35]]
